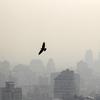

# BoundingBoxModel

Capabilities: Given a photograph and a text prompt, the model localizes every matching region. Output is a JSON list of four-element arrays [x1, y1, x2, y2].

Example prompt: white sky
[[0, 0, 100, 68]]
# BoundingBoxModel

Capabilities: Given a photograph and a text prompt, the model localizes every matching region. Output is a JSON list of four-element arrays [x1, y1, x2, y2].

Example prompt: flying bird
[[38, 42, 47, 55]]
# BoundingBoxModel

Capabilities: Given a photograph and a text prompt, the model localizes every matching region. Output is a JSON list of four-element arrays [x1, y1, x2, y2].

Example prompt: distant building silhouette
[[50, 72, 60, 98], [30, 59, 45, 73], [46, 59, 56, 86], [74, 73, 80, 96], [54, 69, 80, 100], [12, 64, 36, 95], [12, 64, 36, 86], [94, 53, 100, 73], [27, 85, 52, 100], [77, 60, 94, 96], [0, 60, 11, 87], [47, 59, 56, 74], [38, 76, 49, 86], [0, 81, 22, 100], [85, 50, 94, 67]]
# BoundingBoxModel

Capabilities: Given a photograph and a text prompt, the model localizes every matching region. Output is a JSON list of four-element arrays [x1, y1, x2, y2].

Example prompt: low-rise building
[[0, 81, 22, 100]]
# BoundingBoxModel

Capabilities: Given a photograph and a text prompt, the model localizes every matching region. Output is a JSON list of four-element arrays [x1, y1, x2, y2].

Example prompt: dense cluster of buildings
[[0, 82, 22, 100], [0, 68, 99, 100], [0, 50, 100, 100]]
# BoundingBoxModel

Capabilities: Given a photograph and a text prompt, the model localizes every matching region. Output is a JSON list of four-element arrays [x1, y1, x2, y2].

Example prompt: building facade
[[54, 69, 80, 100], [0, 82, 22, 100], [95, 94, 100, 100]]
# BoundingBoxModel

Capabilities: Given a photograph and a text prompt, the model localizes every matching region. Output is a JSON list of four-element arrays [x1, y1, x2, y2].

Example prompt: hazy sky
[[0, 0, 100, 67]]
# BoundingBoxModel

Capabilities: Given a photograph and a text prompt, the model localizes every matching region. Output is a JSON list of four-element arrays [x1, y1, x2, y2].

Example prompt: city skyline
[[0, 0, 100, 68], [0, 0, 100, 100]]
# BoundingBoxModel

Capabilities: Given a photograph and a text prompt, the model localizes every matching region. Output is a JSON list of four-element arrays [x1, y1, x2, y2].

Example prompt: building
[[77, 60, 94, 96], [74, 73, 80, 96], [84, 50, 94, 67], [0, 81, 22, 100], [46, 59, 56, 75], [54, 69, 80, 100], [95, 94, 100, 100], [50, 72, 60, 98]]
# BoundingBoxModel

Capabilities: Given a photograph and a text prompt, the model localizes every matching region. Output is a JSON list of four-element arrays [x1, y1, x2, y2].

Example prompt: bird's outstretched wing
[[42, 42, 45, 49], [38, 48, 43, 55], [38, 42, 46, 55]]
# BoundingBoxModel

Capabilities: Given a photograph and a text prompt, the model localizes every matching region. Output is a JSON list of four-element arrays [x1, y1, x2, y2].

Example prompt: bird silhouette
[[38, 42, 47, 55]]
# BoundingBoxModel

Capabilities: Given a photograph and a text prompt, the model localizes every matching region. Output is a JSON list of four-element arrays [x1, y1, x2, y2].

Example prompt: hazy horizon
[[0, 0, 100, 68]]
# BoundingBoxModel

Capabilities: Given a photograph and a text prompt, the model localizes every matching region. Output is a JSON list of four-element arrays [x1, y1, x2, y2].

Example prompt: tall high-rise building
[[85, 50, 94, 67], [77, 60, 94, 96], [0, 81, 22, 100], [54, 69, 80, 100], [50, 72, 60, 98], [47, 59, 56, 74]]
